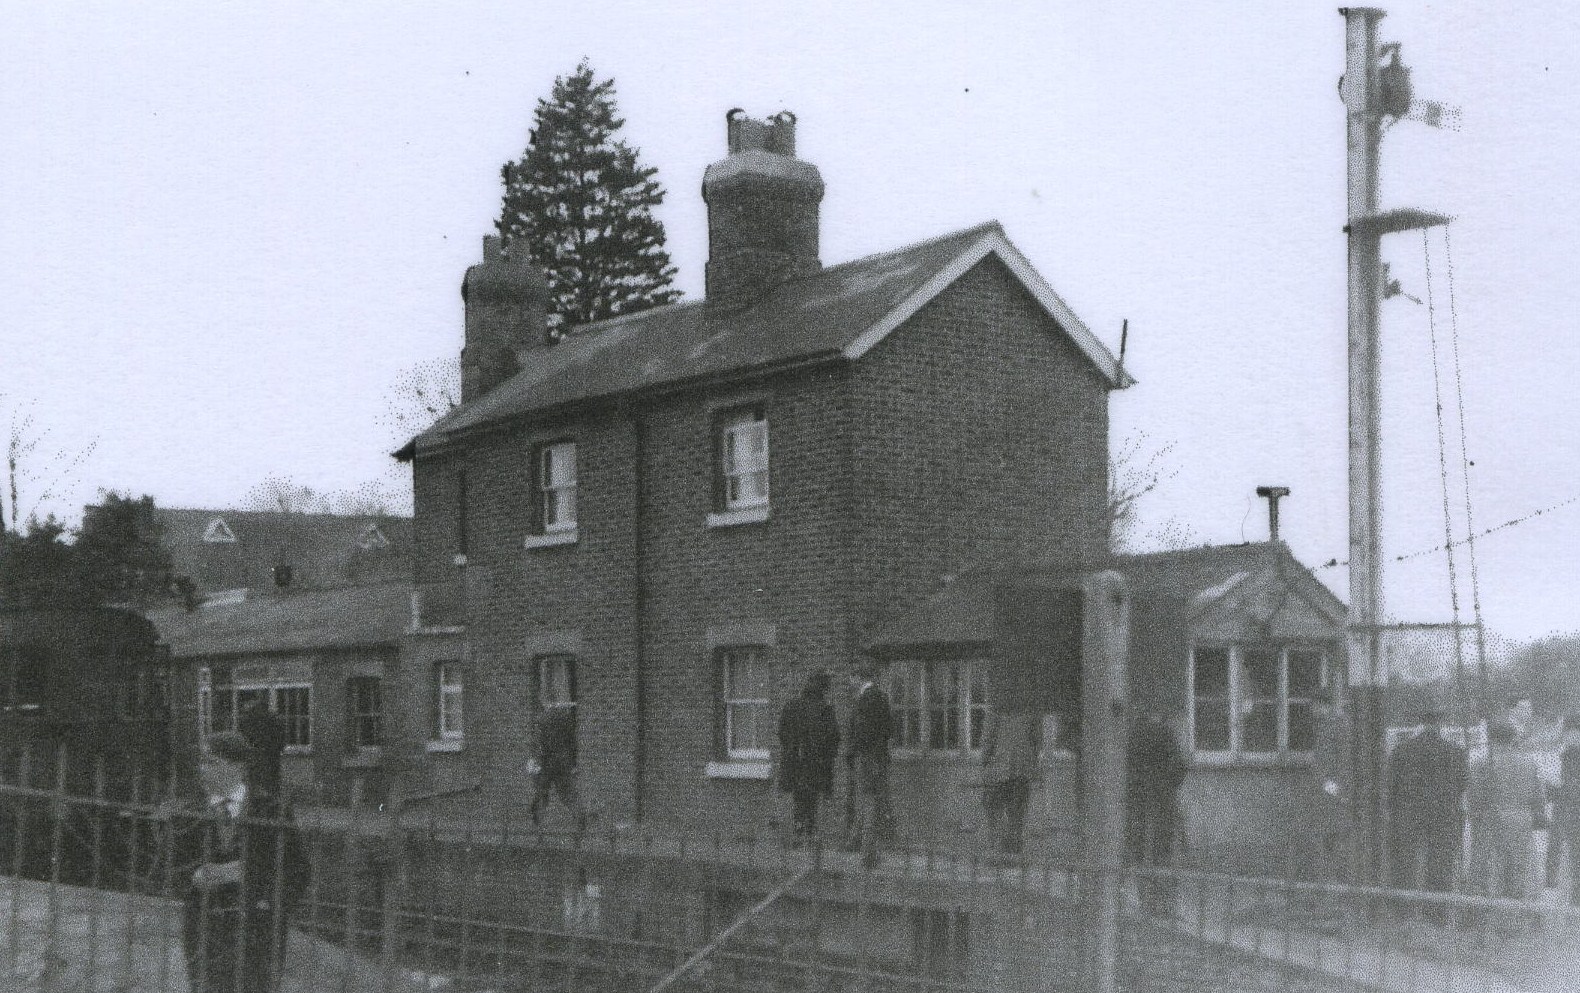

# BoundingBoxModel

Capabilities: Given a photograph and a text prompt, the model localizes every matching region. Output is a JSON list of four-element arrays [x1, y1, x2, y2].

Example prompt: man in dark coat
[[845, 664, 895, 868], [531, 701, 583, 829], [1387, 709, 1468, 892], [777, 671, 841, 843], [178, 729, 310, 993], [1125, 714, 1189, 870]]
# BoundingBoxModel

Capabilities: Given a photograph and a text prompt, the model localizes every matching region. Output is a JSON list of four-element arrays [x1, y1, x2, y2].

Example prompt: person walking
[[979, 708, 1043, 857], [777, 671, 842, 844], [1125, 714, 1188, 870], [177, 729, 310, 993], [1386, 708, 1468, 892], [531, 701, 584, 829], [1467, 720, 1545, 900], [845, 663, 895, 868], [1546, 715, 1580, 903], [1311, 690, 1358, 881]]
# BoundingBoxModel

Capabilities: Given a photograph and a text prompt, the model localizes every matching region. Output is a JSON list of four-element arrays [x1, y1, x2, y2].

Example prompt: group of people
[[776, 664, 1182, 865], [520, 665, 1580, 905], [775, 665, 898, 866], [1387, 706, 1580, 903]]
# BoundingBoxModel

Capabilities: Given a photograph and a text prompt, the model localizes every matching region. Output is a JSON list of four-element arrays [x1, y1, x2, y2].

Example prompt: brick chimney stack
[[702, 109, 825, 312], [460, 236, 549, 402]]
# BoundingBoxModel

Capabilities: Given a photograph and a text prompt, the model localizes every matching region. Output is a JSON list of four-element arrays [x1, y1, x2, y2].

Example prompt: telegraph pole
[[1339, 7, 1450, 882]]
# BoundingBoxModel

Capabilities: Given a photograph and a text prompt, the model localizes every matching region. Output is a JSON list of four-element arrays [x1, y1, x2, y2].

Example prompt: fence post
[[379, 798, 406, 991], [44, 745, 68, 981], [1080, 571, 1130, 993]]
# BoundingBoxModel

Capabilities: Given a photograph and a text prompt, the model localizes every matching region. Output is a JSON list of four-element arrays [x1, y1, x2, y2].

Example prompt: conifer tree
[[497, 61, 680, 335]]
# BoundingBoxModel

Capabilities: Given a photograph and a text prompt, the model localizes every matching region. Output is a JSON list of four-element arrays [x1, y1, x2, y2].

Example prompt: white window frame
[[345, 676, 383, 750], [197, 667, 213, 738], [537, 655, 578, 709], [539, 441, 578, 533], [1188, 643, 1327, 764], [720, 645, 771, 761], [721, 411, 769, 511], [273, 685, 313, 748], [436, 662, 464, 741], [202, 670, 313, 751], [888, 658, 990, 756]]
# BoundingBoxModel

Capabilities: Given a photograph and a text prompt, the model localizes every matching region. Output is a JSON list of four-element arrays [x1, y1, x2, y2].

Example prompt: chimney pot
[[703, 108, 824, 311], [461, 236, 550, 401]]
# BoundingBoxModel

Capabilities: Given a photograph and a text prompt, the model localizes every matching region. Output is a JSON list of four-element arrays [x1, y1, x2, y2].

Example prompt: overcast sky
[[4, 1, 1578, 648]]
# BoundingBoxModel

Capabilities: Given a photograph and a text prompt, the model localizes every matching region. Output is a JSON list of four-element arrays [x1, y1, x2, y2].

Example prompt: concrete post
[[1080, 570, 1130, 993]]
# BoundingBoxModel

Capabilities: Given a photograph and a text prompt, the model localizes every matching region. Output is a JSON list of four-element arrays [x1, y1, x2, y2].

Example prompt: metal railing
[[4, 747, 1577, 993]]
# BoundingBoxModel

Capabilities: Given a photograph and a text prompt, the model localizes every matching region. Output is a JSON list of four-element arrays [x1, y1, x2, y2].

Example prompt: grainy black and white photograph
[[3, 3, 1579, 990]]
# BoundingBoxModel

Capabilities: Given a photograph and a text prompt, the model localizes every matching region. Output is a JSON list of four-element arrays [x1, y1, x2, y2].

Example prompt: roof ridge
[[159, 507, 410, 520], [817, 219, 1003, 277], [559, 221, 1000, 340], [560, 297, 705, 338]]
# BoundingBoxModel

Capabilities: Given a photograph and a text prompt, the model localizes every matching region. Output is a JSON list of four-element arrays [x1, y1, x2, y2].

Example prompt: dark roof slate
[[154, 508, 412, 594], [146, 581, 412, 659], [410, 221, 1125, 452]]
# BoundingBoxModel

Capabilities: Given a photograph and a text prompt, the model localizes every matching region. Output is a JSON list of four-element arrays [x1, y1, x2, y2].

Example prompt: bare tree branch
[[2, 395, 98, 534], [380, 356, 461, 444], [1107, 431, 1181, 553]]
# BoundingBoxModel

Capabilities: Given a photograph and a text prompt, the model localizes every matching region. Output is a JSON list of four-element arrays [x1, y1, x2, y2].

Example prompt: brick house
[[393, 110, 1128, 839]]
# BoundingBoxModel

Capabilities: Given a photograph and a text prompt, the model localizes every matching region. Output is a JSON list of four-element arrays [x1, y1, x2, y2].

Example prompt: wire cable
[[1422, 229, 1470, 715], [1442, 225, 1494, 719]]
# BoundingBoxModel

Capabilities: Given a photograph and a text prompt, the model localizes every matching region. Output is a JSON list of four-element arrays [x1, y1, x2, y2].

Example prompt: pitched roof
[[863, 543, 1345, 654], [154, 508, 413, 594], [146, 581, 412, 659], [408, 222, 1130, 454]]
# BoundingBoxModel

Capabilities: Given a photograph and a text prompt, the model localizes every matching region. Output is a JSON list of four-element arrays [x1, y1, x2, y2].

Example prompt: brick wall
[[850, 255, 1109, 630]]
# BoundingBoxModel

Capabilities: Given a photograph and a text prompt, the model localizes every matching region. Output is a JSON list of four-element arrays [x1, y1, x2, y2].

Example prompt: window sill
[[283, 745, 312, 757], [524, 529, 578, 550], [342, 747, 384, 769], [704, 760, 772, 780], [706, 505, 770, 529], [892, 749, 984, 763], [1192, 750, 1314, 768], [425, 739, 465, 754]]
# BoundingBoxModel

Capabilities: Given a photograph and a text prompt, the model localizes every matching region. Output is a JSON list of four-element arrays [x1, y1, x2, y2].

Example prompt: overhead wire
[[1307, 491, 1580, 572], [1421, 228, 1470, 715], [1442, 225, 1494, 719]]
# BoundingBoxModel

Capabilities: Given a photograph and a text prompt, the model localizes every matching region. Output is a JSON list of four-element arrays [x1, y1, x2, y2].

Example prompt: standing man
[[846, 662, 895, 868], [1125, 714, 1189, 872], [1466, 720, 1544, 899], [1387, 709, 1468, 892], [1312, 689, 1358, 881], [979, 708, 1043, 856], [531, 700, 584, 830], [1546, 716, 1580, 903], [178, 730, 310, 993], [777, 671, 841, 844]]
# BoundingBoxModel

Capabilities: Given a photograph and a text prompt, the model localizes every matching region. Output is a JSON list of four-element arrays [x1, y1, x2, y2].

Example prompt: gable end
[[841, 228, 1133, 388]]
